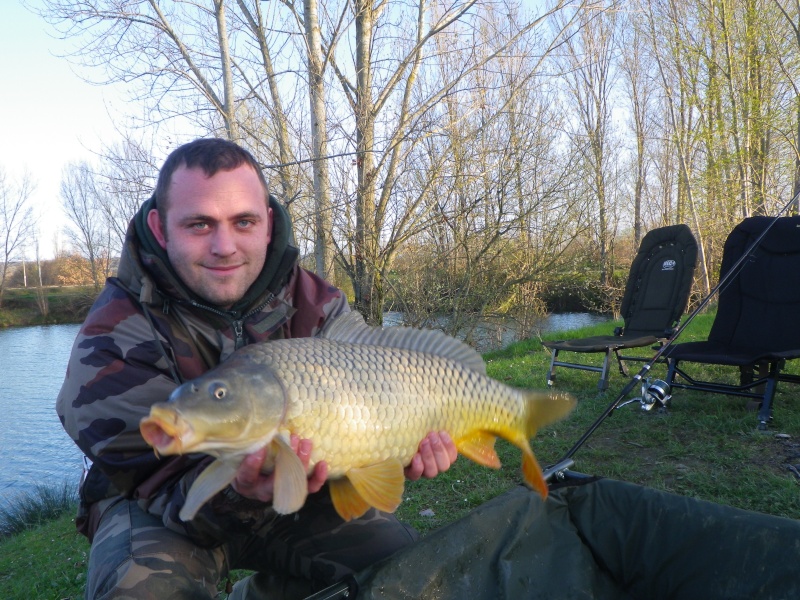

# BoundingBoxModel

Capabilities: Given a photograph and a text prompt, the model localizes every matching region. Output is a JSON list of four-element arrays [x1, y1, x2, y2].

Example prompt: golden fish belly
[[256, 339, 525, 477]]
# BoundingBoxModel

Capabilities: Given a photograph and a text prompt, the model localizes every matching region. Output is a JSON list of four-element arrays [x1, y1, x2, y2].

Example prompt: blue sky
[[2, 1, 123, 258]]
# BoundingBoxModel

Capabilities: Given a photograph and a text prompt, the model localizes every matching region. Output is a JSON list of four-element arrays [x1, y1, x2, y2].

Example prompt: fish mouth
[[140, 407, 194, 455]]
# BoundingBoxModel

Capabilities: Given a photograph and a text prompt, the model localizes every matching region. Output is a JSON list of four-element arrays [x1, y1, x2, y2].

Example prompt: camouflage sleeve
[[56, 283, 183, 497], [56, 283, 277, 546], [285, 267, 351, 338]]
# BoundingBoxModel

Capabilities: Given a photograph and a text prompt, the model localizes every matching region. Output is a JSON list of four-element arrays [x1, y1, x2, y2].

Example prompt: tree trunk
[[304, 0, 334, 280]]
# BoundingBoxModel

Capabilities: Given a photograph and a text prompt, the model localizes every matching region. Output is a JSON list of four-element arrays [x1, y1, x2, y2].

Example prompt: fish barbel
[[140, 312, 575, 522]]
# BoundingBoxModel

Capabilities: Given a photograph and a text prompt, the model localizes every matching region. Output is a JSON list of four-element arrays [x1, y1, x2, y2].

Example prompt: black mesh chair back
[[664, 215, 800, 429], [621, 225, 698, 338], [544, 224, 698, 391]]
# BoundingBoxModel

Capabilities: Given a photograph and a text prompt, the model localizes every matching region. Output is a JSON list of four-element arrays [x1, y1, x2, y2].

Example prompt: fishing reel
[[619, 378, 672, 412], [639, 378, 671, 411]]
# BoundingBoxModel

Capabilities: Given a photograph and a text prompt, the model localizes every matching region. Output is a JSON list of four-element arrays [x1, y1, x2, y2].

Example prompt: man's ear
[[147, 209, 168, 249]]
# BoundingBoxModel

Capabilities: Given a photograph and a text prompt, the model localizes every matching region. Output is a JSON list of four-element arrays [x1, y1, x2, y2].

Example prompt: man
[[57, 138, 456, 599]]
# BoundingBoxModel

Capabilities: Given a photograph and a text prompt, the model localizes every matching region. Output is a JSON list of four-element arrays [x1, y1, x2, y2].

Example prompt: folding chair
[[543, 224, 698, 391], [663, 216, 800, 430]]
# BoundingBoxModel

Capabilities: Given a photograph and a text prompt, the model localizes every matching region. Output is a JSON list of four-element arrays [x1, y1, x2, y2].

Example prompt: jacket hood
[[119, 193, 299, 317]]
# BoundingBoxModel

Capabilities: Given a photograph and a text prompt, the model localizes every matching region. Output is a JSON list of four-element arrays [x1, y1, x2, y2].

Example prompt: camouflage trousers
[[85, 488, 418, 600]]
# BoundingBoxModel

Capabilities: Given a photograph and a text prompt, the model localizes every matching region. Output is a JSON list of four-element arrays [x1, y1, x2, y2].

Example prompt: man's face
[[147, 164, 272, 309]]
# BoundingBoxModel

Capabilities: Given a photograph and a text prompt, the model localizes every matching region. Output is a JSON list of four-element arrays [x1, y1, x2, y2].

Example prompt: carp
[[140, 311, 575, 522]]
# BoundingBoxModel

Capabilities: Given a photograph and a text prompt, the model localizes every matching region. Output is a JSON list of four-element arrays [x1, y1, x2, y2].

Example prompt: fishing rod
[[544, 191, 800, 481]]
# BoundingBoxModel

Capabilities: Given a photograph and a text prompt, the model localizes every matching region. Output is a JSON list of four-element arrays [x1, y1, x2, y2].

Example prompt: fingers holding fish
[[231, 435, 327, 502], [405, 431, 458, 481], [291, 436, 329, 492], [231, 446, 274, 502]]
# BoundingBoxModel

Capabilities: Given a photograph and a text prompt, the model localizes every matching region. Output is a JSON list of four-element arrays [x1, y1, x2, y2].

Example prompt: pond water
[[383, 311, 608, 353], [0, 324, 84, 503], [0, 312, 608, 501]]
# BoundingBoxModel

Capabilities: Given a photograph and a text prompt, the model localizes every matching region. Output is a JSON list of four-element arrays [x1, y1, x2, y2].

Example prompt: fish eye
[[209, 383, 227, 400]]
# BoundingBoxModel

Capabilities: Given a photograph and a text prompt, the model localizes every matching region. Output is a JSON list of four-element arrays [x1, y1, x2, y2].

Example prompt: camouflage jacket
[[56, 196, 349, 546]]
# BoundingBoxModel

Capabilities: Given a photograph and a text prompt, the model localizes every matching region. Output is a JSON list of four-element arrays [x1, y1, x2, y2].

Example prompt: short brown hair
[[154, 138, 270, 224]]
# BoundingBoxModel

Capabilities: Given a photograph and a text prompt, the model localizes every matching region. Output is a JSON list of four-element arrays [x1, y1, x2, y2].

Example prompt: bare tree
[[327, 0, 579, 323], [555, 2, 621, 286], [0, 167, 37, 308], [303, 0, 334, 279], [32, 234, 49, 317], [96, 135, 160, 254], [618, 9, 657, 248], [60, 162, 112, 291], [40, 0, 331, 274]]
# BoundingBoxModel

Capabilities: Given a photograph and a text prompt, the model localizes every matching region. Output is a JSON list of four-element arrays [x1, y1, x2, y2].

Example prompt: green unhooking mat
[[350, 477, 800, 599]]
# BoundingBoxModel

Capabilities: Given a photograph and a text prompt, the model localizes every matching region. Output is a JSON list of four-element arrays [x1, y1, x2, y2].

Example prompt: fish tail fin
[[523, 390, 576, 438], [516, 390, 577, 499], [521, 447, 548, 498]]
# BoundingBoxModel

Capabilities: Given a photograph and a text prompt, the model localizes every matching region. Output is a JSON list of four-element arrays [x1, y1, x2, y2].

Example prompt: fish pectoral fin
[[271, 436, 309, 515], [345, 458, 405, 515], [456, 431, 501, 469], [329, 477, 372, 522], [179, 459, 241, 522]]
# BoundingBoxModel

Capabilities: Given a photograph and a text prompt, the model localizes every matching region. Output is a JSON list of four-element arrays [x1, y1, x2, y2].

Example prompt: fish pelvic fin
[[271, 436, 309, 515], [329, 458, 406, 521], [455, 431, 501, 469], [179, 459, 240, 522], [329, 478, 372, 522]]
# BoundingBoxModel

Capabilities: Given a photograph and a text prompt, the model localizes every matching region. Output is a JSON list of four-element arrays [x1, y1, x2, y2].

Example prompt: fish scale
[[253, 338, 529, 477]]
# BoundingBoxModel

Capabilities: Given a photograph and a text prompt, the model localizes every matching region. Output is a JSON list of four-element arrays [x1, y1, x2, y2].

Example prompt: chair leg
[[757, 363, 780, 431], [614, 349, 630, 377], [547, 349, 558, 387], [598, 349, 612, 392], [665, 358, 677, 387]]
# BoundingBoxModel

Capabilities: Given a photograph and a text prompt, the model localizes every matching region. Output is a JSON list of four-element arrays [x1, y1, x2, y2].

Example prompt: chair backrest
[[621, 224, 698, 337], [709, 215, 800, 351]]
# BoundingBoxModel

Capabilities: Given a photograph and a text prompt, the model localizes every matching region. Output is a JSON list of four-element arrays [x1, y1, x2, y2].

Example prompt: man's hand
[[404, 431, 458, 481], [231, 435, 328, 502]]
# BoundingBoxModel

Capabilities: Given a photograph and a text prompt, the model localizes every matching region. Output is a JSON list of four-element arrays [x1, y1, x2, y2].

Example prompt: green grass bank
[[0, 287, 95, 328], [2, 310, 798, 598]]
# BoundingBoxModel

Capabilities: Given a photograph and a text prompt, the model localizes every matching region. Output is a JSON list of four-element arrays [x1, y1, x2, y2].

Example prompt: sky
[[1, 1, 134, 259]]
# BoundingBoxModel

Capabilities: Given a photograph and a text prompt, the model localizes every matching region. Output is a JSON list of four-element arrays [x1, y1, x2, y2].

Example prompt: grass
[[397, 309, 800, 532], [0, 482, 86, 599], [0, 481, 78, 538], [3, 309, 800, 598]]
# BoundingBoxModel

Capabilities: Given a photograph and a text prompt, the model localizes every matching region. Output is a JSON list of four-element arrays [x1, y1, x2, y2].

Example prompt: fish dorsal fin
[[322, 311, 486, 374]]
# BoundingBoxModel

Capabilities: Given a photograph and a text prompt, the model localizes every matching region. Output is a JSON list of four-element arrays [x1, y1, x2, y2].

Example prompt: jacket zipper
[[188, 293, 276, 350]]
